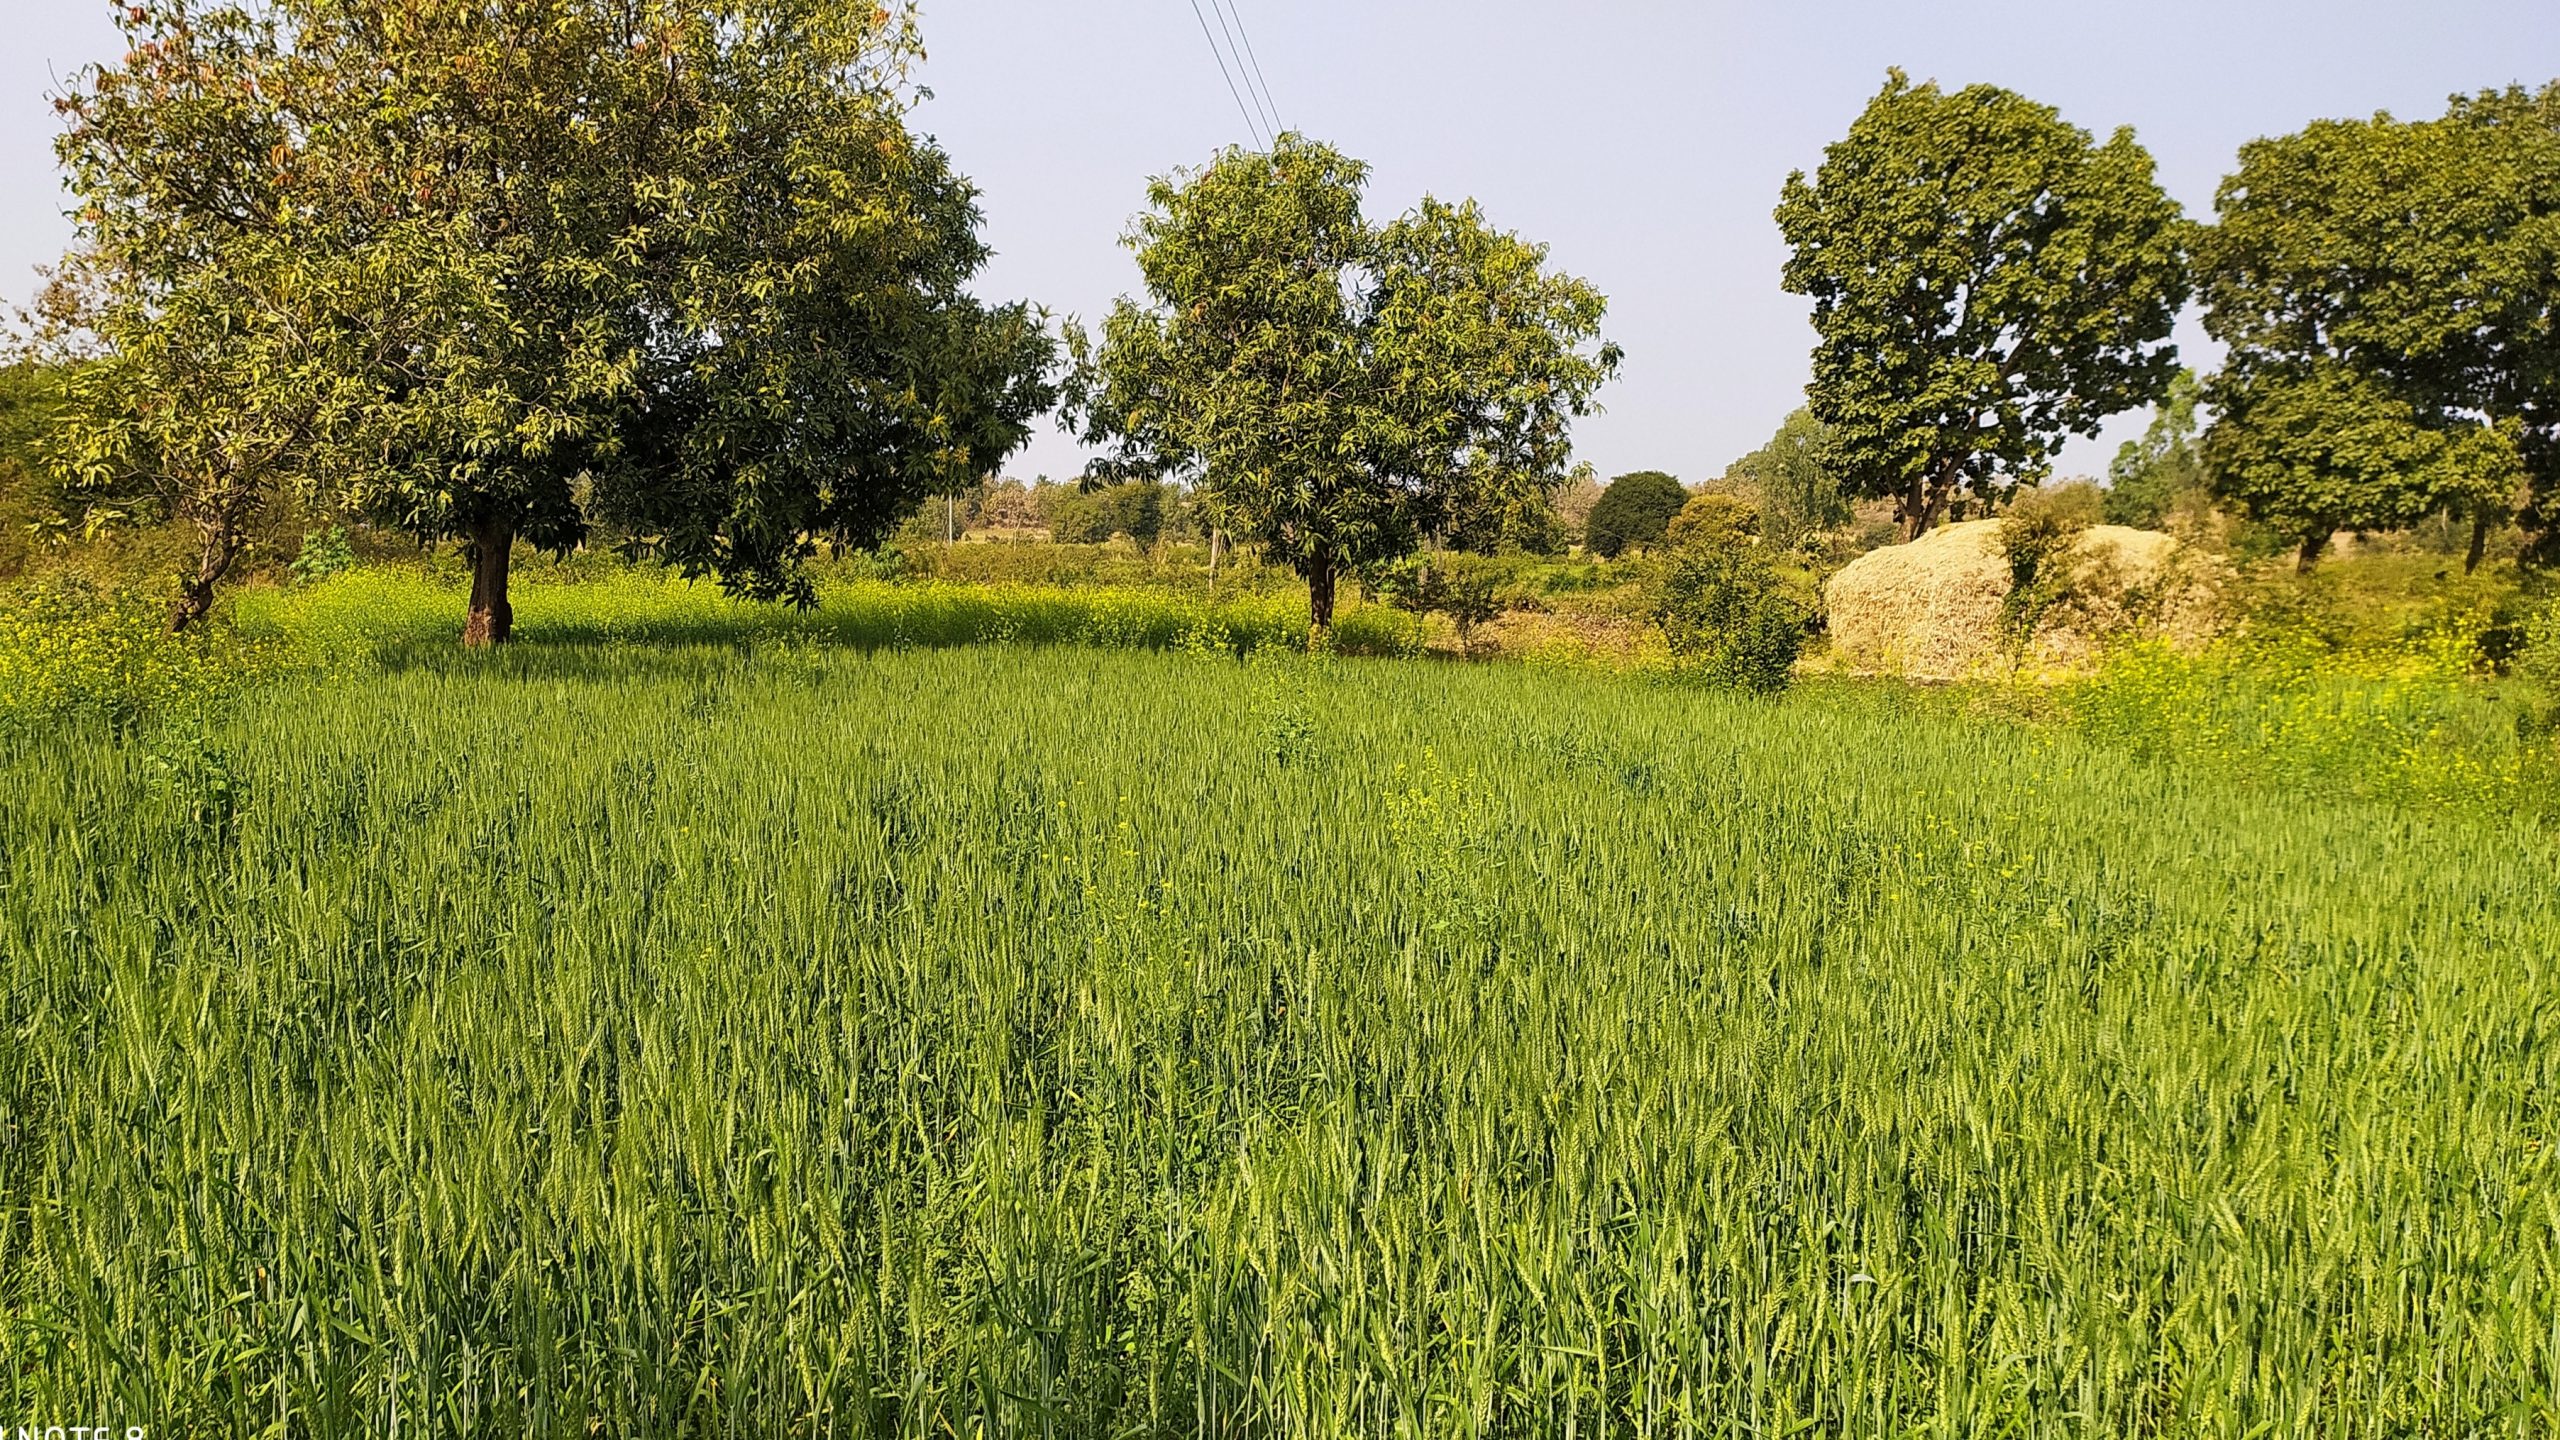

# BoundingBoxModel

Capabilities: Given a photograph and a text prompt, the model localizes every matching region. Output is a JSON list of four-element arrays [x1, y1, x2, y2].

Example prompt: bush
[[1649, 534, 1807, 693], [1997, 483, 2105, 643], [290, 524, 356, 585], [2517, 597, 2560, 690], [1585, 471, 1689, 558], [2064, 633, 2554, 819], [1665, 492, 1758, 549], [1370, 554, 1505, 654]]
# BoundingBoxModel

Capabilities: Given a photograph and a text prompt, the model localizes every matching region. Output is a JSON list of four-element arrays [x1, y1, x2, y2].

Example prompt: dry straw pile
[[1825, 518, 2221, 680]]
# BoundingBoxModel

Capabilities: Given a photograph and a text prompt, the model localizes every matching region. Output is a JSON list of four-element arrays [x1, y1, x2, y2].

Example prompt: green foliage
[[2064, 630, 2556, 820], [288, 524, 355, 586], [1724, 408, 1850, 548], [1777, 72, 2190, 539], [1998, 483, 2106, 641], [0, 363, 61, 472], [47, 0, 1055, 634], [1648, 532, 1806, 691], [0, 575, 277, 732], [1070, 134, 1620, 627], [2202, 362, 2524, 565], [1369, 553, 1506, 652], [141, 720, 243, 836], [3, 643, 2551, 1429], [2521, 598, 2560, 693], [2105, 368, 2207, 527], [37, 1, 480, 626], [1583, 470, 1688, 557], [0, 362, 73, 577], [2196, 87, 2559, 560], [1046, 482, 1169, 546], [1663, 490, 1759, 550]]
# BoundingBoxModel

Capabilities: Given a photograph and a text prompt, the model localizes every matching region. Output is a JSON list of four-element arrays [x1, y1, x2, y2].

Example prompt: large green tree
[[1583, 470, 1688, 558], [2104, 368, 2206, 529], [48, 0, 1053, 640], [38, 1, 487, 626], [2203, 362, 2524, 570], [1777, 72, 2190, 541], [1069, 135, 1618, 630], [2197, 86, 2558, 570], [1724, 408, 1850, 549]]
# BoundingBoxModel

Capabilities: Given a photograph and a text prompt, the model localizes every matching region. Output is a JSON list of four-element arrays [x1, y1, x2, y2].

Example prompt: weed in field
[[2063, 631, 2556, 818], [0, 575, 275, 732]]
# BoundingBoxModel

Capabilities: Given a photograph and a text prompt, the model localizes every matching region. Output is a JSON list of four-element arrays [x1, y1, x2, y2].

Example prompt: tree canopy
[[1047, 482, 1169, 547], [2196, 85, 2558, 568], [45, 0, 1054, 638], [1724, 409, 1850, 550], [2203, 361, 2525, 569], [1584, 471, 1689, 558], [2104, 369, 2206, 529], [1777, 72, 2190, 541], [1068, 134, 1619, 629]]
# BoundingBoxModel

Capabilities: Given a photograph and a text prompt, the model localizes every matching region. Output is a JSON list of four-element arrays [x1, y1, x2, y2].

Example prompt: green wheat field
[[2, 631, 2554, 1435]]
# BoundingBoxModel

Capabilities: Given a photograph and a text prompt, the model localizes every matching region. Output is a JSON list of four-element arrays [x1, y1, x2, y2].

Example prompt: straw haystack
[[1824, 520, 2218, 680]]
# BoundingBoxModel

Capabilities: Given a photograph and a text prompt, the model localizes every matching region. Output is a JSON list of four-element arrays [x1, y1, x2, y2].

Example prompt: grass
[[0, 616, 2553, 1435]]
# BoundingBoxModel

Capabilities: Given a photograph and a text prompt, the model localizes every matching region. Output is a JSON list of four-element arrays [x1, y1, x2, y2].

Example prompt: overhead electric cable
[[1204, 0, 1281, 141], [1185, 0, 1268, 149], [1212, 0, 1285, 138]]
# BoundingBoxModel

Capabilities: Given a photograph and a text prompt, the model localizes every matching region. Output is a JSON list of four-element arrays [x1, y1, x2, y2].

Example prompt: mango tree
[[1069, 135, 1618, 631]]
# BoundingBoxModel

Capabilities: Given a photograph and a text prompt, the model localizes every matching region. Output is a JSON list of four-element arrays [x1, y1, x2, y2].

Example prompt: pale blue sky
[[8, 0, 2558, 483]]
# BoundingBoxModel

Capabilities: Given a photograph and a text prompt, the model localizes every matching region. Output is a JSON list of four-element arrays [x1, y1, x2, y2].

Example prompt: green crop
[[230, 569, 1424, 666], [0, 639, 2551, 1436]]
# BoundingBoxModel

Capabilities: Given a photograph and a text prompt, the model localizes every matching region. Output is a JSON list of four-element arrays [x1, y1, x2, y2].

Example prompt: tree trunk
[[1207, 529, 1224, 591], [1900, 472, 1954, 543], [2295, 530, 2329, 574], [464, 515, 515, 647], [165, 488, 254, 631], [167, 528, 242, 633], [1306, 554, 1337, 634], [2465, 510, 2491, 574]]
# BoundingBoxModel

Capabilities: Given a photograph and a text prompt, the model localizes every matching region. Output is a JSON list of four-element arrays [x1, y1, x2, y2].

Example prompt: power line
[[1212, 0, 1284, 139], [1185, 0, 1267, 149], [1198, 0, 1280, 140]]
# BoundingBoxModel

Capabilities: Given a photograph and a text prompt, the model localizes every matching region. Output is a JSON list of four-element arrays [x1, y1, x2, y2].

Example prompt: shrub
[[2517, 597, 2560, 692], [1997, 483, 2104, 643], [0, 575, 276, 731], [1370, 554, 1506, 654], [2064, 633, 2550, 818], [1585, 471, 1689, 558], [290, 524, 356, 585], [1664, 492, 1758, 549], [1649, 534, 1806, 692]]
